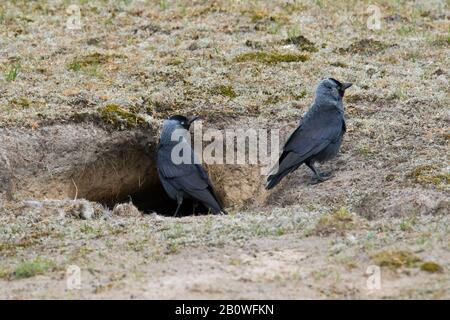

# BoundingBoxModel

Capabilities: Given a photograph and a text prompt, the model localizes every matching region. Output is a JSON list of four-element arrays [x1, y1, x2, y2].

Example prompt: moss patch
[[0, 266, 12, 279], [264, 95, 281, 105], [210, 85, 238, 99], [357, 144, 376, 157], [0, 241, 35, 255], [281, 35, 317, 52], [313, 207, 356, 236], [166, 57, 185, 66], [420, 261, 444, 273], [246, 7, 288, 24], [12, 257, 56, 279], [67, 52, 122, 73], [233, 51, 309, 64], [339, 39, 390, 55], [99, 104, 146, 130], [9, 97, 31, 108], [407, 164, 450, 189], [371, 250, 422, 270]]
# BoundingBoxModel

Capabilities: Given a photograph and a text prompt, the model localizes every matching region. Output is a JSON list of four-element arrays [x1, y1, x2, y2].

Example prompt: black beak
[[188, 116, 199, 125], [341, 82, 353, 90]]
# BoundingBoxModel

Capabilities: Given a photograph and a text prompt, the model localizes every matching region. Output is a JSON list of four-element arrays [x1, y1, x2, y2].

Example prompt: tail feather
[[265, 171, 288, 190], [265, 162, 302, 190]]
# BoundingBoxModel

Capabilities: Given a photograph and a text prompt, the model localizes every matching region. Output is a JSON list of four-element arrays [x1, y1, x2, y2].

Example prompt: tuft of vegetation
[[396, 25, 416, 36], [9, 97, 30, 108], [371, 250, 422, 270], [210, 85, 238, 99], [99, 104, 146, 130], [313, 207, 356, 236], [431, 34, 450, 47], [0, 266, 12, 279], [420, 261, 444, 273], [166, 240, 179, 254], [67, 52, 122, 74], [339, 39, 390, 55], [80, 223, 104, 238], [246, 7, 288, 24], [292, 90, 307, 100], [330, 61, 348, 68], [0, 231, 50, 256], [281, 32, 317, 52], [12, 257, 56, 279], [407, 164, 450, 189], [159, 0, 169, 10], [357, 144, 376, 157], [264, 95, 281, 105], [233, 51, 309, 64], [245, 39, 263, 49], [5, 63, 20, 82], [399, 217, 417, 232], [391, 89, 408, 100]]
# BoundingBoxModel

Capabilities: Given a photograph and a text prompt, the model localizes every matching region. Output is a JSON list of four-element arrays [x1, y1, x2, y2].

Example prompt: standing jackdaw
[[156, 115, 226, 216], [266, 78, 352, 189]]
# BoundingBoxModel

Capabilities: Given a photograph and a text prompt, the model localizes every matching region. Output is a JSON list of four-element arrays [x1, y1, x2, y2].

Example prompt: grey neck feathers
[[314, 88, 343, 112], [159, 120, 189, 145]]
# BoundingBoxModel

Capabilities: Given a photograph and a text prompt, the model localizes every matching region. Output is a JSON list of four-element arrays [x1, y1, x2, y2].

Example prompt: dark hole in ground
[[103, 179, 211, 217], [131, 183, 211, 217]]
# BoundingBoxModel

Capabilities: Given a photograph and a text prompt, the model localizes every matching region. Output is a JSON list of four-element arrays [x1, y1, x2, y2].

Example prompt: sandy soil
[[0, 0, 449, 299]]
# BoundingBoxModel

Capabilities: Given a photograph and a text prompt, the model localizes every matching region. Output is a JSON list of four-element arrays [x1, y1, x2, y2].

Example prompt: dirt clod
[[112, 203, 142, 217]]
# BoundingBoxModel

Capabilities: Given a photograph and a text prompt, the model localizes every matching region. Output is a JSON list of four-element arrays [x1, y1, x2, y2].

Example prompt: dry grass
[[0, 0, 449, 299]]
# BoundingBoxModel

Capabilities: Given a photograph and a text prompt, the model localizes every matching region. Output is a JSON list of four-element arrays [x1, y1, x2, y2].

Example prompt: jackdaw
[[265, 78, 352, 189], [156, 115, 227, 216]]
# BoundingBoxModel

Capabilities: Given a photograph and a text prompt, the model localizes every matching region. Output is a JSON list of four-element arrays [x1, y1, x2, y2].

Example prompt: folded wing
[[266, 111, 343, 189], [157, 144, 224, 213]]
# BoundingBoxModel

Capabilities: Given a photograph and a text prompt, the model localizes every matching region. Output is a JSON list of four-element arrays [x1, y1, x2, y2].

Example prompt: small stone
[[346, 234, 357, 244], [112, 203, 142, 217]]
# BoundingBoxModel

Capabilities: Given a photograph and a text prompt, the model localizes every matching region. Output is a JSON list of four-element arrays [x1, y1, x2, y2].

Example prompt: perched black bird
[[156, 115, 226, 216], [266, 78, 352, 189]]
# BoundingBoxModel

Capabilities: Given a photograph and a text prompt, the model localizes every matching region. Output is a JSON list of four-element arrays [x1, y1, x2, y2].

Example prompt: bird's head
[[167, 115, 199, 130], [316, 78, 352, 101], [160, 115, 200, 145]]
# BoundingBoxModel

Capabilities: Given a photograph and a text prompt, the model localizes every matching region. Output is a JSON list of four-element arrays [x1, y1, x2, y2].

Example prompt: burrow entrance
[[0, 122, 266, 216]]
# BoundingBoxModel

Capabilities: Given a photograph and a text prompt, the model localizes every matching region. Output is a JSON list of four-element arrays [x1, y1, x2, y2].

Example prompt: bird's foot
[[310, 174, 331, 185], [319, 171, 332, 178]]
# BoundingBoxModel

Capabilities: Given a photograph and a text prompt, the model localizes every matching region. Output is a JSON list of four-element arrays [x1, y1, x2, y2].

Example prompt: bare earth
[[0, 0, 449, 299]]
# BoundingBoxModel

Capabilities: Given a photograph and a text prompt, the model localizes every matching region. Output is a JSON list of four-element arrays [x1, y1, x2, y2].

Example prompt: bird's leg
[[305, 160, 331, 184], [192, 201, 198, 216], [174, 195, 183, 217]]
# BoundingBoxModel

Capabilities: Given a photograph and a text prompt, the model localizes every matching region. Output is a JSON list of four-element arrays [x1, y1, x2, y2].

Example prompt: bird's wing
[[157, 144, 224, 213], [276, 112, 344, 171], [157, 144, 209, 188]]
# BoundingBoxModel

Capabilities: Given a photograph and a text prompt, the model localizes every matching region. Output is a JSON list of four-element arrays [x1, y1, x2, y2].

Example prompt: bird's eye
[[181, 122, 185, 125]]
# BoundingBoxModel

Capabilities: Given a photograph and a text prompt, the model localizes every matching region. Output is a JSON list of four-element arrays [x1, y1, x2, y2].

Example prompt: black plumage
[[266, 78, 352, 189], [157, 115, 226, 216]]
